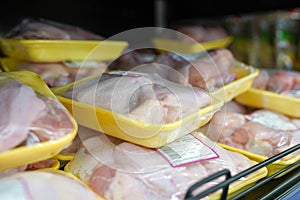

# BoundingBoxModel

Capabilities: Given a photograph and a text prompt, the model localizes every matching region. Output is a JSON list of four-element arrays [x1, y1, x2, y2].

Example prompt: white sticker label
[[157, 134, 219, 167], [246, 111, 298, 131]]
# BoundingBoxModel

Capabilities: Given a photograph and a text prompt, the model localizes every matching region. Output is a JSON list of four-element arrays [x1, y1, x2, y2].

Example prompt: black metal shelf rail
[[184, 143, 300, 200]]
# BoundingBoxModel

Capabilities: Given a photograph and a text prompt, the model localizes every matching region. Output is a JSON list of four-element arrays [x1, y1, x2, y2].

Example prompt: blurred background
[[0, 0, 299, 37]]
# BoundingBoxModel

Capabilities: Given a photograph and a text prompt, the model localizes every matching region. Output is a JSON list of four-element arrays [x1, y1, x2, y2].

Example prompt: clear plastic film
[[0, 170, 102, 200], [251, 68, 300, 97], [65, 130, 262, 200], [201, 107, 300, 160], [0, 70, 77, 170], [4, 17, 104, 40], [0, 58, 108, 88], [60, 70, 212, 125]]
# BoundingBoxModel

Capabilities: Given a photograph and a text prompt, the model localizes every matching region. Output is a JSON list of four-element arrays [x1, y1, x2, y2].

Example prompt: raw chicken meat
[[176, 25, 228, 43], [0, 79, 45, 152], [218, 100, 248, 114], [26, 158, 56, 171], [159, 49, 236, 90], [158, 24, 228, 43], [0, 76, 75, 153], [201, 111, 247, 148], [109, 48, 157, 71], [251, 69, 270, 90], [0, 165, 27, 178], [0, 171, 101, 200], [65, 71, 211, 124], [251, 69, 300, 98], [111, 48, 237, 91], [203, 108, 300, 158], [266, 71, 299, 93], [66, 131, 255, 200], [30, 97, 75, 141], [12, 60, 108, 88], [59, 125, 99, 156], [6, 17, 104, 40]]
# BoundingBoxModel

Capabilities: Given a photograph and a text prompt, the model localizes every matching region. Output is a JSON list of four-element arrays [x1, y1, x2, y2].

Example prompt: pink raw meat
[[0, 171, 100, 200], [0, 79, 45, 152], [68, 132, 254, 200], [204, 108, 300, 158], [69, 71, 211, 124], [7, 17, 104, 40]]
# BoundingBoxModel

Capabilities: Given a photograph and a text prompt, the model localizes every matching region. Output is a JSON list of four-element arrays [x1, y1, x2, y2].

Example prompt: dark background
[[0, 0, 299, 37]]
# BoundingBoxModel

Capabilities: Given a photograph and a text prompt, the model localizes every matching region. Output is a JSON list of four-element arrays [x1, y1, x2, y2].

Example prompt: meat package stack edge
[[0, 15, 299, 200]]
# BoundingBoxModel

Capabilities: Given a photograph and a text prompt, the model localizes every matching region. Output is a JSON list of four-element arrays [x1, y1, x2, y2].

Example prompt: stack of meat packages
[[3, 19, 299, 200], [0, 17, 109, 89]]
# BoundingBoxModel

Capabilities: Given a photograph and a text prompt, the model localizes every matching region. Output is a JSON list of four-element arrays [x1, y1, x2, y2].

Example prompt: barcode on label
[[157, 134, 219, 167], [160, 146, 182, 160]]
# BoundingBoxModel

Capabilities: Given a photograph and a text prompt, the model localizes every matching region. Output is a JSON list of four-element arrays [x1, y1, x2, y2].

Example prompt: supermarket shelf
[[185, 143, 300, 200]]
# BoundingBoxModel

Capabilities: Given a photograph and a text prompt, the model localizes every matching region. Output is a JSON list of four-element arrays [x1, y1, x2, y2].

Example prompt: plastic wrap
[[107, 48, 258, 102], [0, 70, 77, 170], [202, 108, 300, 160], [0, 170, 102, 200], [4, 17, 104, 40], [153, 19, 232, 54], [252, 69, 300, 96], [56, 125, 98, 161], [235, 69, 300, 117], [65, 130, 266, 200], [0, 58, 108, 88], [53, 70, 223, 148], [0, 18, 128, 62], [58, 70, 213, 125]]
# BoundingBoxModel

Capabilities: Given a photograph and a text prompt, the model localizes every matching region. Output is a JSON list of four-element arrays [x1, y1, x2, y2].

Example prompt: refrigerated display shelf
[[184, 143, 300, 200]]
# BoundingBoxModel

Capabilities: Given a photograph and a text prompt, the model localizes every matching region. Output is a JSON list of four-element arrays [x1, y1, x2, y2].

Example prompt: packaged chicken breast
[[200, 102, 300, 176], [0, 170, 102, 200], [53, 70, 223, 148], [235, 69, 300, 117], [152, 19, 233, 54], [0, 57, 108, 88], [111, 48, 259, 102], [64, 129, 267, 200], [0, 17, 128, 62], [0, 70, 77, 171]]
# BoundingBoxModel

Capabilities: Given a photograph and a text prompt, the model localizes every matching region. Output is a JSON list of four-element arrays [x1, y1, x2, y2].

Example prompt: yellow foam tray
[[235, 88, 300, 118], [218, 143, 300, 177], [211, 63, 259, 103], [0, 70, 78, 171], [0, 57, 30, 72], [52, 77, 224, 148], [0, 38, 128, 62], [56, 153, 75, 162], [152, 36, 233, 54]]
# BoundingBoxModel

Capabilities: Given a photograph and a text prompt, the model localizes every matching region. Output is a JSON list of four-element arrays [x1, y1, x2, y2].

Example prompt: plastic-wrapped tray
[[63, 132, 268, 200], [235, 88, 300, 118], [0, 70, 78, 171], [0, 38, 128, 62], [64, 159, 267, 200], [52, 73, 224, 148], [0, 169, 103, 200], [152, 36, 233, 54], [218, 143, 300, 177], [211, 63, 259, 102]]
